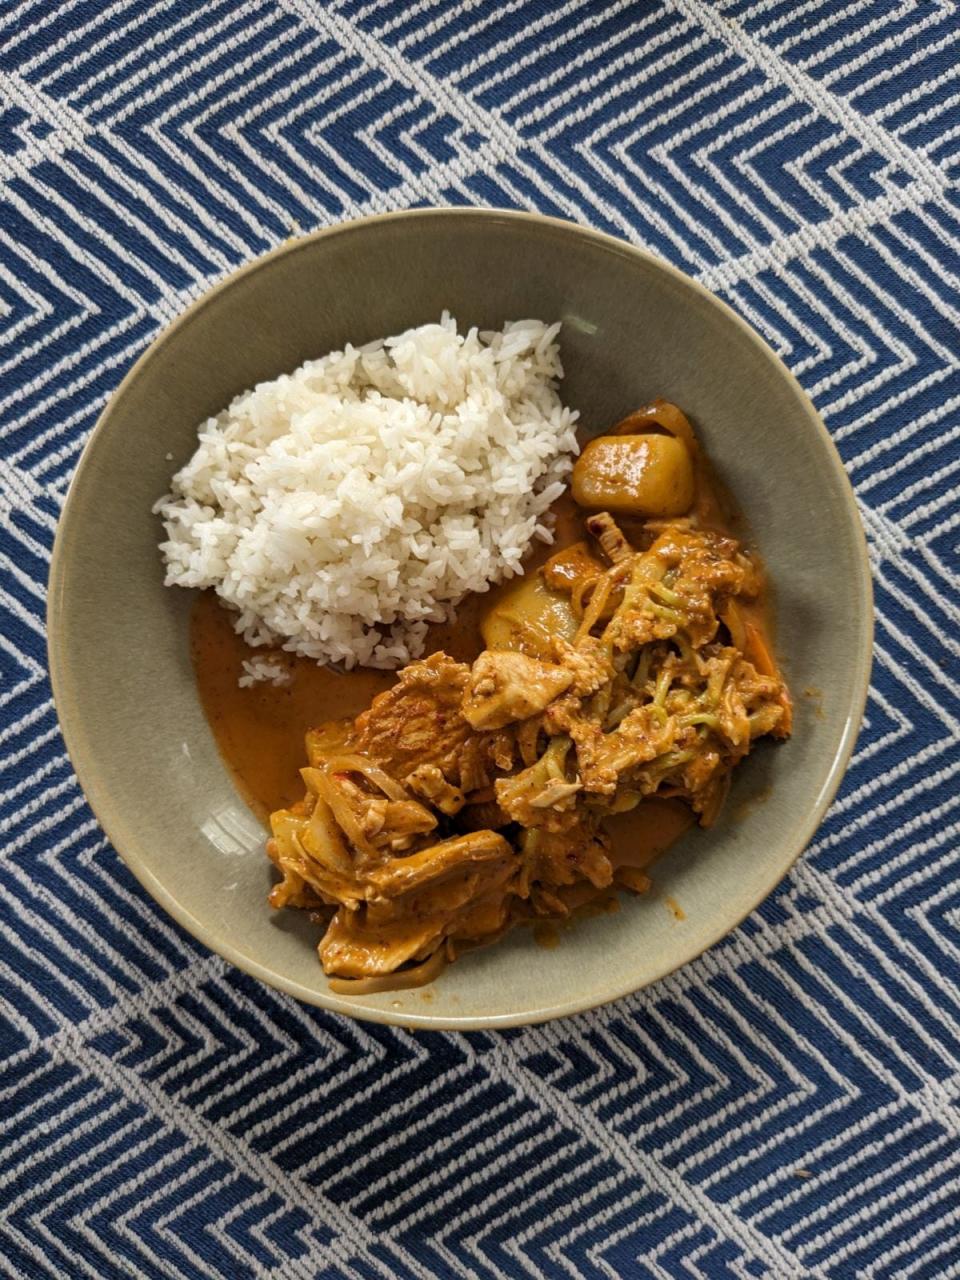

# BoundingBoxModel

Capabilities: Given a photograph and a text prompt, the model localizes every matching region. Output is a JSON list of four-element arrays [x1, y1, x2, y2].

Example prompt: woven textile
[[3, 2, 959, 1276]]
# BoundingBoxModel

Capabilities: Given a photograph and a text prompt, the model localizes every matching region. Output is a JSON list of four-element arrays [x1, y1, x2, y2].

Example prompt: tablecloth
[[2, 1, 959, 1276]]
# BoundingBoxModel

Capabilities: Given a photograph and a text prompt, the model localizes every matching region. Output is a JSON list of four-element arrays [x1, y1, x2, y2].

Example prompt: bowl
[[48, 208, 872, 1030]]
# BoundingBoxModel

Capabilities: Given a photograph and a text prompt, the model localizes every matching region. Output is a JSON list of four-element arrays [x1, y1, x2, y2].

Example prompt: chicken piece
[[406, 763, 465, 816], [462, 650, 574, 730], [319, 912, 444, 979], [518, 822, 613, 897], [550, 635, 614, 696], [354, 651, 472, 785], [458, 736, 492, 793], [487, 728, 516, 772]]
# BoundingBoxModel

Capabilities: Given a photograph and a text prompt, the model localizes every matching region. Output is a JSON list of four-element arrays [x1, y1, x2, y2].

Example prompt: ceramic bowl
[[48, 209, 872, 1030]]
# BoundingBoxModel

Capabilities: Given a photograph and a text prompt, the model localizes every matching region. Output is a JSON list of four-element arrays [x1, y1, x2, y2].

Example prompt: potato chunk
[[571, 433, 695, 517], [481, 573, 578, 657]]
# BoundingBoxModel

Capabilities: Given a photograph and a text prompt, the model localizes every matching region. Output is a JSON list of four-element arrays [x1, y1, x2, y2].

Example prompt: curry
[[193, 402, 791, 992]]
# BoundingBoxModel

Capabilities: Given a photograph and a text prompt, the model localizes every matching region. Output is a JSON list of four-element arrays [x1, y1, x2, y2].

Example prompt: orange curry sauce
[[192, 463, 770, 873]]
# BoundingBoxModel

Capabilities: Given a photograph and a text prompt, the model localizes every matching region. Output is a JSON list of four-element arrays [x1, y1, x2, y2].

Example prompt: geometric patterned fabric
[[2, 2, 959, 1275]]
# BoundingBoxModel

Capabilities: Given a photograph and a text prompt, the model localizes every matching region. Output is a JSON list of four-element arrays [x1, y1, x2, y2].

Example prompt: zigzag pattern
[[2, 1, 959, 1275]]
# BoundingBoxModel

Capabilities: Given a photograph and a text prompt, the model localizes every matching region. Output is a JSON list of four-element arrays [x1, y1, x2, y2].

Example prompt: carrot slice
[[744, 620, 778, 678]]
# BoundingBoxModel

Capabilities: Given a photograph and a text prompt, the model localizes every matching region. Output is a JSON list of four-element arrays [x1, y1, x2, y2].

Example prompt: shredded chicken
[[462, 650, 574, 730], [268, 511, 791, 986], [353, 651, 472, 783]]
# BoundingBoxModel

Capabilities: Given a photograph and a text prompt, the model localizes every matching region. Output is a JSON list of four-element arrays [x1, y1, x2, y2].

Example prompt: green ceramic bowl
[[48, 209, 872, 1030]]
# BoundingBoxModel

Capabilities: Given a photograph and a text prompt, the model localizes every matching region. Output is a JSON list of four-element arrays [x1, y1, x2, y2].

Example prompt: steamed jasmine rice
[[238, 656, 291, 688], [156, 315, 579, 671]]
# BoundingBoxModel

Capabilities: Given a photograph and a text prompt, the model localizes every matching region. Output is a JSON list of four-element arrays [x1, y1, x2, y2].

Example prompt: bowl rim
[[47, 205, 874, 1031]]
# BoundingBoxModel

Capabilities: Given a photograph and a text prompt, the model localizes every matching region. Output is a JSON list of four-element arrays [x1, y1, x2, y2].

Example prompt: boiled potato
[[571, 433, 695, 517], [543, 540, 605, 592], [481, 573, 579, 657]]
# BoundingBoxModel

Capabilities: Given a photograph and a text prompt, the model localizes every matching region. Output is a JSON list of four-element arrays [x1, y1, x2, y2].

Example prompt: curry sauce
[[193, 587, 696, 864], [192, 455, 764, 869], [192, 404, 789, 989]]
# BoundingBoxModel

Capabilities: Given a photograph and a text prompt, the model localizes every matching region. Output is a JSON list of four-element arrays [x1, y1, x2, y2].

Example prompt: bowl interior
[[49, 210, 871, 1029]]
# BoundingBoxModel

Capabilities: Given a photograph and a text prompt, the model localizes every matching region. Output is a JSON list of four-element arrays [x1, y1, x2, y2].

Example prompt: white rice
[[156, 314, 579, 672], [238, 657, 291, 688]]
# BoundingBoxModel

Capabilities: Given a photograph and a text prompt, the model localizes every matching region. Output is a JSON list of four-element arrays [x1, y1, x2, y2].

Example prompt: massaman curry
[[193, 402, 791, 992]]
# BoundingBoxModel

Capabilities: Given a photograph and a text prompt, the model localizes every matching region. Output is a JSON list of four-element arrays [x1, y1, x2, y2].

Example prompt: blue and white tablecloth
[[2, 2, 959, 1276]]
